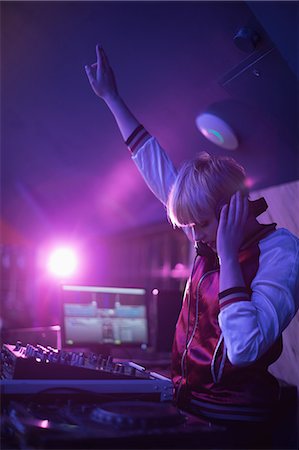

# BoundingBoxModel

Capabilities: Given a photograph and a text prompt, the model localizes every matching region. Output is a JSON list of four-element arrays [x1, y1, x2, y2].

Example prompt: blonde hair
[[167, 152, 246, 227]]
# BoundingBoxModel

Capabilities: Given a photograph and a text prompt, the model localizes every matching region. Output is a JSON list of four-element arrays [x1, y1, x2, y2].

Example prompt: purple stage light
[[47, 247, 78, 278], [245, 177, 255, 189]]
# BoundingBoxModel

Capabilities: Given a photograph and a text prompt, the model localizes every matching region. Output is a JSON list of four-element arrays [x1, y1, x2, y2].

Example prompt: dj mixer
[[1, 342, 172, 401], [1, 342, 228, 449], [1, 342, 294, 449]]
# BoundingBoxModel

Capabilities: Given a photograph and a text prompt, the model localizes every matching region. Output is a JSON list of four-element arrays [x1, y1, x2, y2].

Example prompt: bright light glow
[[48, 247, 78, 278], [39, 420, 50, 429], [245, 177, 256, 188], [152, 289, 159, 296], [62, 285, 145, 295]]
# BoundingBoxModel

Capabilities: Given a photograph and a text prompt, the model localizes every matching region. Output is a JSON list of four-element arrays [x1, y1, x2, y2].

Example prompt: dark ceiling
[[1, 1, 298, 246]]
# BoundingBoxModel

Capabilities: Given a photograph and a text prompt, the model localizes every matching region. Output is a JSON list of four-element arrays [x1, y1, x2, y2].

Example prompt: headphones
[[216, 195, 267, 221]]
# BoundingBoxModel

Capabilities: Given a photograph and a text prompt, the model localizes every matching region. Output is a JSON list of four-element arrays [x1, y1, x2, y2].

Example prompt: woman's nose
[[192, 225, 203, 242]]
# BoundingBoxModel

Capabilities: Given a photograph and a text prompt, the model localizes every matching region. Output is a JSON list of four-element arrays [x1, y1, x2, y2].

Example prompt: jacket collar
[[241, 197, 277, 250], [194, 197, 276, 266], [241, 222, 277, 251], [248, 196, 268, 218]]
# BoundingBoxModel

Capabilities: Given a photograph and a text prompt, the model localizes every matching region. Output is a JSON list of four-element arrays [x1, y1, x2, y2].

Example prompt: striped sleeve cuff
[[125, 124, 151, 154], [218, 286, 250, 310]]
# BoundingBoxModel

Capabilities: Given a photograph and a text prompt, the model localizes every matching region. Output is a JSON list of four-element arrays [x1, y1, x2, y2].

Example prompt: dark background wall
[[1, 1, 298, 330]]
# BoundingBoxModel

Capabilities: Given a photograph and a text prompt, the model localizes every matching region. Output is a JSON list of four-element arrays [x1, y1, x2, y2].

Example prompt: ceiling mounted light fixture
[[233, 27, 261, 53], [195, 113, 239, 150]]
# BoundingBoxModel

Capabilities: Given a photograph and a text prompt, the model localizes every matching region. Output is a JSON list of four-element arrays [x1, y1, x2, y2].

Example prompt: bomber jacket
[[126, 125, 299, 422]]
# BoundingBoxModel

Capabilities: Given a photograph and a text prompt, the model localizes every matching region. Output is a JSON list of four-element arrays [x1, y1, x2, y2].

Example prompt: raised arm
[[85, 44, 139, 141], [85, 44, 178, 207]]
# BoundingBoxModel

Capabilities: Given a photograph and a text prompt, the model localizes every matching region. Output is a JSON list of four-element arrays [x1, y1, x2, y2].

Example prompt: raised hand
[[85, 44, 118, 101], [216, 191, 249, 261]]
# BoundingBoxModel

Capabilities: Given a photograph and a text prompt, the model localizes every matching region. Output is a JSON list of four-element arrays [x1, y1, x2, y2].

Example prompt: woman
[[85, 44, 299, 442]]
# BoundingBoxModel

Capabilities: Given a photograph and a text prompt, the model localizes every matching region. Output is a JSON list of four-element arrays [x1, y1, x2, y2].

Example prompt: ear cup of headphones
[[216, 189, 249, 220]]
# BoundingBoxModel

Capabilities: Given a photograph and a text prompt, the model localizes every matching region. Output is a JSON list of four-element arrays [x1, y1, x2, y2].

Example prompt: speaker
[[151, 290, 182, 353]]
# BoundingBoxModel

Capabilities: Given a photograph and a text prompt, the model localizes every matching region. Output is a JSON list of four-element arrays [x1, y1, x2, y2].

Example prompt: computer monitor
[[61, 285, 148, 353]]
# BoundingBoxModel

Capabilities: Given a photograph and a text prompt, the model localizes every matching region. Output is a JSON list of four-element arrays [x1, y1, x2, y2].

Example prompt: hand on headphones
[[216, 191, 249, 261]]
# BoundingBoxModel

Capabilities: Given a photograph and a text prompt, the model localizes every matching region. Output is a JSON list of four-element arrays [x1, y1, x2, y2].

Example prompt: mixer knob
[[60, 351, 68, 364], [99, 358, 107, 370], [96, 354, 102, 369], [48, 347, 60, 362], [71, 352, 83, 366], [88, 353, 98, 367], [65, 353, 73, 365], [14, 341, 22, 351], [25, 344, 35, 357], [104, 356, 113, 372], [113, 363, 123, 374], [78, 353, 85, 366], [70, 352, 76, 365], [36, 344, 48, 353], [123, 365, 135, 376], [46, 346, 56, 353], [32, 347, 39, 358], [35, 350, 47, 362], [48, 351, 57, 363]]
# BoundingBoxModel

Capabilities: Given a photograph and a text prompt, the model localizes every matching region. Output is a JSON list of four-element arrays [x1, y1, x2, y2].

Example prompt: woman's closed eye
[[197, 220, 209, 228]]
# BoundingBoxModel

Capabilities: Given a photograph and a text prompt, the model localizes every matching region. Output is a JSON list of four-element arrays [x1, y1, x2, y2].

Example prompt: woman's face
[[190, 212, 219, 251]]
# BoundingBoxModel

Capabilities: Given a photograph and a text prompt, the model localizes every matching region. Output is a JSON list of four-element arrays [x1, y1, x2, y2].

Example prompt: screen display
[[61, 285, 148, 348]]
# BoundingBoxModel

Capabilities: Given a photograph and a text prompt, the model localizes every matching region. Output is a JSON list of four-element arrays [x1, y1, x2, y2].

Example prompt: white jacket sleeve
[[132, 137, 178, 206], [218, 229, 299, 366]]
